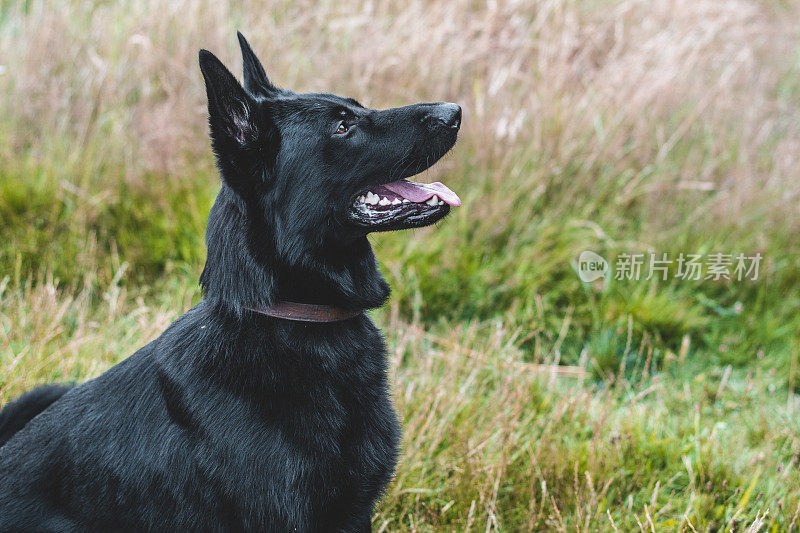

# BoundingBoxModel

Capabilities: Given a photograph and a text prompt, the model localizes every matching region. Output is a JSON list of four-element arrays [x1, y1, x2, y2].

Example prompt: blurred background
[[1, 0, 799, 529]]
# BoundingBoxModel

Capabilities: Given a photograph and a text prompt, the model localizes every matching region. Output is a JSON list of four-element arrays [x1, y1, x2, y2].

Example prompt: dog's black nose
[[430, 103, 462, 130]]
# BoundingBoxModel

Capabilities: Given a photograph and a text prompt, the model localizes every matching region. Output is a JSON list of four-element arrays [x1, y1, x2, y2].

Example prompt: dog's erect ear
[[237, 31, 277, 98], [199, 49, 280, 188], [199, 49, 258, 148]]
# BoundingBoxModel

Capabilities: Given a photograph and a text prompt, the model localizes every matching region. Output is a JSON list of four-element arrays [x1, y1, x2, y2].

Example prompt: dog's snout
[[426, 103, 462, 130], [439, 103, 462, 129]]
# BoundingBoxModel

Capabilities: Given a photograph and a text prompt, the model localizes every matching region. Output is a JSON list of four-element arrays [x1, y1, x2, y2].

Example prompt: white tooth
[[358, 195, 366, 203], [392, 198, 402, 205], [433, 195, 440, 205], [367, 195, 379, 205], [379, 197, 391, 206], [426, 196, 438, 206], [403, 199, 410, 203]]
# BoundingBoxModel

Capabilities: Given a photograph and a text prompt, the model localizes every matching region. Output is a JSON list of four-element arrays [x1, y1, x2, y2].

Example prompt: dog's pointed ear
[[237, 31, 277, 98], [199, 49, 257, 148]]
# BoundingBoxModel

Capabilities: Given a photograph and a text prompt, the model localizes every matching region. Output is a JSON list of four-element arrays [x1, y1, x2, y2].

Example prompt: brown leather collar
[[248, 301, 362, 322]]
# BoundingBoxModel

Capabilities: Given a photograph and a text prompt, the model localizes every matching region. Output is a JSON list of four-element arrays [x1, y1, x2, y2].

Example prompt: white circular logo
[[577, 251, 609, 282]]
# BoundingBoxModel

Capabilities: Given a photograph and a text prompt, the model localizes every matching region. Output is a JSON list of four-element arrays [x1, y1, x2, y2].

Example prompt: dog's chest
[[198, 342, 401, 528]]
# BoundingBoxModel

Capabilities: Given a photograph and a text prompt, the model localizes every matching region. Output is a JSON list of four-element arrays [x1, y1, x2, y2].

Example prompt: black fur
[[0, 33, 460, 532], [0, 384, 74, 448]]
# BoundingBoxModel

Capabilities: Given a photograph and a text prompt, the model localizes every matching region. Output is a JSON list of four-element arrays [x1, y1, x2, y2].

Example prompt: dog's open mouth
[[348, 179, 461, 231]]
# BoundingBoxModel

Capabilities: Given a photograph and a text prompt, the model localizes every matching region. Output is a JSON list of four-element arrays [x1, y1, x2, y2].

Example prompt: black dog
[[0, 33, 461, 531]]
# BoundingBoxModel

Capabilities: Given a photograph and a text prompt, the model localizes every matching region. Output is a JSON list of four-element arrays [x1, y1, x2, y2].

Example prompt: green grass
[[2, 0, 800, 529]]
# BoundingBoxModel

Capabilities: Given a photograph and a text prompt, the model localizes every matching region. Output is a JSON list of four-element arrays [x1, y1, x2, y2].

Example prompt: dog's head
[[198, 33, 462, 309]]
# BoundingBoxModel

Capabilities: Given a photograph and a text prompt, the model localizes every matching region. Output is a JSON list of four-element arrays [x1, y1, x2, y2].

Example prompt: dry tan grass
[[2, 0, 798, 227], [0, 270, 186, 399]]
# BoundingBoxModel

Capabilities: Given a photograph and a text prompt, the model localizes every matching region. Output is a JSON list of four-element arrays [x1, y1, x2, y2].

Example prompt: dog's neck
[[199, 187, 390, 315]]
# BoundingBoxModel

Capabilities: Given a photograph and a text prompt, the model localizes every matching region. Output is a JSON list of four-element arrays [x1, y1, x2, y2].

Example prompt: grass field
[[1, 0, 800, 530]]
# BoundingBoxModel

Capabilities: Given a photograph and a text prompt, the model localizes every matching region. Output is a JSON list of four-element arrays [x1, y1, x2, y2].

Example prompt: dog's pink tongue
[[382, 179, 461, 207]]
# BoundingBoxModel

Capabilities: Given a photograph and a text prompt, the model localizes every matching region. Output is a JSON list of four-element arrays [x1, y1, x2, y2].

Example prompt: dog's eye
[[335, 122, 349, 135]]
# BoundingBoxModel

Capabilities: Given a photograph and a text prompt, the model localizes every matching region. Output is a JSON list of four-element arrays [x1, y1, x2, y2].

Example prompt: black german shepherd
[[0, 33, 461, 531]]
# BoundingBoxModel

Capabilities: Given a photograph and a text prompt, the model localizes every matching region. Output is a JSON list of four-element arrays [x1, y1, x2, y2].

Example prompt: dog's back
[[0, 383, 73, 447]]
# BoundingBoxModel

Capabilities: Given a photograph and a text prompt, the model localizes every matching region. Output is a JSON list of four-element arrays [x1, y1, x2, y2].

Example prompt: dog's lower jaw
[[347, 202, 451, 232]]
